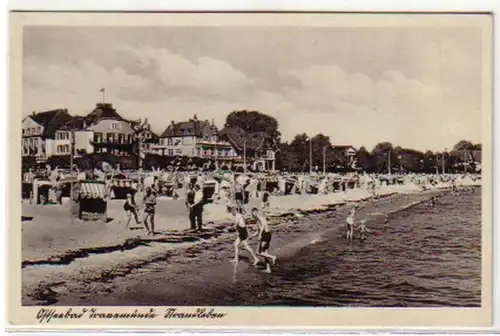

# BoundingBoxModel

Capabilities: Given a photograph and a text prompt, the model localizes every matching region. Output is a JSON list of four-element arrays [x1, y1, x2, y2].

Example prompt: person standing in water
[[357, 219, 371, 241], [229, 205, 259, 266], [346, 204, 358, 241], [250, 207, 277, 273]]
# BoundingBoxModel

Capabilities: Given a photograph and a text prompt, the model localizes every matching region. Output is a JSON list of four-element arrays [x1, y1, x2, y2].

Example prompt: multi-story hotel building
[[158, 115, 238, 162], [22, 109, 73, 161], [158, 115, 276, 171]]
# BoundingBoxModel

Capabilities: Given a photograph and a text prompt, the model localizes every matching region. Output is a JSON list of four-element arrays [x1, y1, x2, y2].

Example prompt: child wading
[[346, 204, 358, 241], [250, 207, 277, 273]]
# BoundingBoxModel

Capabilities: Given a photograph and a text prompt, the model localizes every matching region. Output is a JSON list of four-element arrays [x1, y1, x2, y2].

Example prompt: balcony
[[196, 139, 232, 147], [199, 152, 237, 160]]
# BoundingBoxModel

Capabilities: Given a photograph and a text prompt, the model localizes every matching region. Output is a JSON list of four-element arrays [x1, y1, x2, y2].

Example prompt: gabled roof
[[160, 117, 217, 138], [143, 130, 160, 143], [29, 109, 73, 138], [59, 116, 87, 131], [331, 145, 356, 151], [84, 103, 125, 126], [218, 126, 267, 152]]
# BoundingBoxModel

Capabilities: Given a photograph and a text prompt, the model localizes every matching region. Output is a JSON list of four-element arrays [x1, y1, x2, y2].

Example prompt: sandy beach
[[20, 178, 481, 307]]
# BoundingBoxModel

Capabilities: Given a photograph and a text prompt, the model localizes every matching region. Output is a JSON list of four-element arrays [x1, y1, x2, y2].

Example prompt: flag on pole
[[99, 88, 105, 92]]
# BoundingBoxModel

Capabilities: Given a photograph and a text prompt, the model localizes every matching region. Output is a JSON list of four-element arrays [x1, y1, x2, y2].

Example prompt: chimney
[[193, 114, 198, 121], [32, 111, 36, 116], [212, 118, 215, 126]]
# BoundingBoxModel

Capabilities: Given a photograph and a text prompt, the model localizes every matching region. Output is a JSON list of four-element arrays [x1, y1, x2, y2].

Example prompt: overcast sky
[[22, 26, 483, 151]]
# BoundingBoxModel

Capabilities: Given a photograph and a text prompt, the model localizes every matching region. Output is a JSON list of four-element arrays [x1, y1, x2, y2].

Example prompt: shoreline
[[22, 183, 423, 267], [22, 182, 475, 306]]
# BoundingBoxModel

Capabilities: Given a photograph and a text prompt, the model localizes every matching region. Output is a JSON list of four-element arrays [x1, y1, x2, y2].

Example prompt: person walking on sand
[[229, 205, 259, 266], [124, 193, 141, 229], [250, 207, 277, 273], [185, 184, 196, 231], [234, 181, 245, 214], [142, 187, 157, 235], [190, 184, 205, 232], [346, 204, 358, 241]]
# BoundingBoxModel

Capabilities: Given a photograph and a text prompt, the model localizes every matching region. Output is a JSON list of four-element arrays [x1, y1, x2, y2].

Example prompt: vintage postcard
[[8, 12, 493, 328]]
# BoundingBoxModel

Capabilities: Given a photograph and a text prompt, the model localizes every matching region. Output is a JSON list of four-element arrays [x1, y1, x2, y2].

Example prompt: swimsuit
[[123, 201, 135, 212], [237, 225, 248, 241], [259, 231, 272, 253]]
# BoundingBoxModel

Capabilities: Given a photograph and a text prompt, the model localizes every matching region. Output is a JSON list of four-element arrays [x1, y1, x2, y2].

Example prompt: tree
[[356, 147, 373, 173], [371, 142, 394, 173], [453, 140, 475, 151], [224, 110, 281, 143], [275, 142, 300, 172], [287, 133, 336, 172], [423, 150, 436, 173], [398, 149, 424, 173]]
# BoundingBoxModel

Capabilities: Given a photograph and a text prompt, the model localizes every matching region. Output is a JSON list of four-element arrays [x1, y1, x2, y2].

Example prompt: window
[[107, 133, 113, 143], [168, 149, 174, 156], [26, 128, 31, 136], [167, 138, 173, 146], [94, 132, 103, 143], [22, 129, 25, 135], [176, 149, 182, 154], [118, 133, 124, 144], [111, 122, 121, 130]]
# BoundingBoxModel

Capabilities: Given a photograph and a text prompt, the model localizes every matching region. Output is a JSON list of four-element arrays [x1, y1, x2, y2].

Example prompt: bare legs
[[143, 212, 155, 235], [232, 238, 259, 265]]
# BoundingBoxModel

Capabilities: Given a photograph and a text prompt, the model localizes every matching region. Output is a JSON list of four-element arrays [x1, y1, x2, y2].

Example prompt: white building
[[21, 109, 73, 161], [158, 115, 239, 164]]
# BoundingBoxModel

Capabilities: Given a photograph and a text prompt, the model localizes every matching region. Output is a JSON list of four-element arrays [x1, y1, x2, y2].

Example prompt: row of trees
[[225, 110, 482, 174]]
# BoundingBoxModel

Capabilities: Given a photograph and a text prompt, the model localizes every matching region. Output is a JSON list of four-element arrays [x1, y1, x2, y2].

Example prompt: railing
[[91, 139, 134, 145]]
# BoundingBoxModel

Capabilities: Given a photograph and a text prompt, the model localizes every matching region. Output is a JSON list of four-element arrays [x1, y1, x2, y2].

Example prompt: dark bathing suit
[[144, 195, 156, 214], [123, 201, 135, 212], [237, 225, 248, 241], [259, 231, 272, 253]]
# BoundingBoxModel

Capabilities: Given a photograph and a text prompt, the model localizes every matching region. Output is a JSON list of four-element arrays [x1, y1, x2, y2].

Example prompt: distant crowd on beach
[[22, 166, 480, 227]]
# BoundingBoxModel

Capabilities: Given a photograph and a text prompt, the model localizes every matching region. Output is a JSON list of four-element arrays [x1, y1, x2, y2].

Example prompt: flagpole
[[101, 88, 105, 104]]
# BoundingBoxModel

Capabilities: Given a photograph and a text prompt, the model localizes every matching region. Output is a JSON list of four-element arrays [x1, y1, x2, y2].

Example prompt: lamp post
[[69, 130, 75, 190], [243, 140, 247, 173], [385, 150, 392, 175], [309, 137, 313, 175]]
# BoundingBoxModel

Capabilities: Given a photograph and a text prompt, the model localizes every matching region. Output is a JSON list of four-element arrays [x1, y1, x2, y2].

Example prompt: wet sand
[[22, 187, 452, 306]]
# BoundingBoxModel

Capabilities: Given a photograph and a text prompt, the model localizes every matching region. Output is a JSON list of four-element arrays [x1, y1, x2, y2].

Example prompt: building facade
[[158, 115, 239, 166], [21, 109, 73, 161]]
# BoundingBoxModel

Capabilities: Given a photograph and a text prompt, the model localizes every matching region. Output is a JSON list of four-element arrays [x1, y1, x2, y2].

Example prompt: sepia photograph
[[8, 12, 493, 327]]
